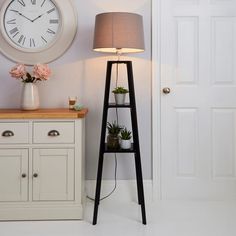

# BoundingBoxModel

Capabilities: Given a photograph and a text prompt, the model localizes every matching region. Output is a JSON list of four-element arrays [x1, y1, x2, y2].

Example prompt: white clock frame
[[0, 0, 77, 64]]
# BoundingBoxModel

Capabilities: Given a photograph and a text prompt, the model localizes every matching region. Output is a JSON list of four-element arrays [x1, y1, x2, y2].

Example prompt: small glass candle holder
[[68, 96, 77, 110]]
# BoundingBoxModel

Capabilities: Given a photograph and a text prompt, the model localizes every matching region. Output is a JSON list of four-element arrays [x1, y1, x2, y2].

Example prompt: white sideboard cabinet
[[0, 109, 88, 220]]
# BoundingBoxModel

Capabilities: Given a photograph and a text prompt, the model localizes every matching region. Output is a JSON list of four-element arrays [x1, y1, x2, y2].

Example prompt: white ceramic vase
[[120, 139, 132, 149], [21, 83, 39, 110], [114, 93, 126, 105]]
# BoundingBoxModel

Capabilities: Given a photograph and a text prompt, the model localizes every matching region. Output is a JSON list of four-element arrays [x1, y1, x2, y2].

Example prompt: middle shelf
[[108, 103, 131, 108], [104, 143, 135, 153]]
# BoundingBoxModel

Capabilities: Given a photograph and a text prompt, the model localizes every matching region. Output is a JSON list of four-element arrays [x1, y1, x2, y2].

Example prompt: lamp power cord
[[87, 55, 120, 202]]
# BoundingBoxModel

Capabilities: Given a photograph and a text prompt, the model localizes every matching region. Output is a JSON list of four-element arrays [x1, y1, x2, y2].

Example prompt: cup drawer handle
[[48, 130, 60, 137], [2, 130, 14, 137]]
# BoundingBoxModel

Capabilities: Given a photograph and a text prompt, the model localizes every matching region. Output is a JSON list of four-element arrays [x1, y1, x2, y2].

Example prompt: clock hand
[[32, 14, 44, 22], [17, 11, 33, 22]]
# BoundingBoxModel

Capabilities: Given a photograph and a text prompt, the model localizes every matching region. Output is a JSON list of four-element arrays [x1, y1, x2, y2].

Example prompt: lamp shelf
[[104, 143, 135, 153], [108, 103, 131, 108]]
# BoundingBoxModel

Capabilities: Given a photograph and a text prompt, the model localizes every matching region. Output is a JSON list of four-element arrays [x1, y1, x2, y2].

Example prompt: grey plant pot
[[120, 139, 132, 149], [114, 93, 127, 105]]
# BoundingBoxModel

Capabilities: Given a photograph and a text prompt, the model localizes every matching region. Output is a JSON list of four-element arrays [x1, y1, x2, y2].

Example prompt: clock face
[[3, 0, 61, 51]]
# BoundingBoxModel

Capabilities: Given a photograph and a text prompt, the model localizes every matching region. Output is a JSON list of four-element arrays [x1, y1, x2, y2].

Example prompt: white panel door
[[32, 149, 74, 201], [0, 149, 28, 201], [161, 0, 236, 200]]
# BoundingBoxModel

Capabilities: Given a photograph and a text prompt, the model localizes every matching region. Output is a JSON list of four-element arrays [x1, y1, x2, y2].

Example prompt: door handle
[[162, 87, 171, 94]]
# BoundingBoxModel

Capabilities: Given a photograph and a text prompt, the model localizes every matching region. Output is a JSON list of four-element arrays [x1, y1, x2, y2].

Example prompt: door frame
[[151, 0, 162, 201]]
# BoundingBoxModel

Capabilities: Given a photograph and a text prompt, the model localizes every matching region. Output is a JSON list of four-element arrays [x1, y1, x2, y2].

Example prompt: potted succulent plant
[[120, 128, 132, 149], [107, 121, 122, 149], [112, 86, 129, 105]]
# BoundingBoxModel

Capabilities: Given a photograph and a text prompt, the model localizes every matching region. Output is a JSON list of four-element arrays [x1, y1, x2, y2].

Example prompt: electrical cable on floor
[[87, 54, 121, 202], [87, 154, 117, 202], [87, 107, 119, 201]]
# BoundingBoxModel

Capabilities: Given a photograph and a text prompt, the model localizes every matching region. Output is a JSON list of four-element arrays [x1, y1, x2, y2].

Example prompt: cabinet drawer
[[33, 122, 75, 144], [0, 123, 29, 144]]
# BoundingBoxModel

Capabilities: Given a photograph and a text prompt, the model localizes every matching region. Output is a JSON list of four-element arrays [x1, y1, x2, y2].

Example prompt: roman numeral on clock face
[[18, 0, 26, 7], [9, 27, 20, 38], [41, 36, 47, 43], [47, 8, 55, 14], [18, 35, 26, 45], [41, 0, 46, 7], [31, 0, 36, 5], [30, 38, 36, 47], [7, 19, 16, 24], [49, 19, 59, 24], [9, 27, 19, 35], [10, 9, 18, 13], [47, 28, 55, 34]]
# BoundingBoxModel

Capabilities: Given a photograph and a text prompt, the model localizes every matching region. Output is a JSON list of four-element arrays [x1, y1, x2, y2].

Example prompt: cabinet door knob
[[33, 173, 38, 178], [2, 130, 14, 137], [48, 130, 60, 137], [162, 87, 171, 94], [21, 173, 27, 178]]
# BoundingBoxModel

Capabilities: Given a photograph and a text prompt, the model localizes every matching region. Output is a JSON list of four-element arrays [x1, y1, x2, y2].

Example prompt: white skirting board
[[85, 180, 153, 203]]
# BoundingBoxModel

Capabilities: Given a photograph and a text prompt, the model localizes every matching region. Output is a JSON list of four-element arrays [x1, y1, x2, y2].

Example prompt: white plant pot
[[120, 139, 132, 149], [21, 83, 39, 110], [114, 93, 127, 105]]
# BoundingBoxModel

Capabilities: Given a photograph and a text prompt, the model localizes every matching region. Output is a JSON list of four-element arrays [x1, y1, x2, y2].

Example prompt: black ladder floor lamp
[[92, 12, 147, 225]]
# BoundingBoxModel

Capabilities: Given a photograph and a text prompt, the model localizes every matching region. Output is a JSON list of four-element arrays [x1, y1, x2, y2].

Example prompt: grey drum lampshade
[[93, 12, 145, 53]]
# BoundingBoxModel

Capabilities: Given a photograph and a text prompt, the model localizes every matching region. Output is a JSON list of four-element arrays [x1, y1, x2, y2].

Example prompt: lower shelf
[[104, 143, 135, 153]]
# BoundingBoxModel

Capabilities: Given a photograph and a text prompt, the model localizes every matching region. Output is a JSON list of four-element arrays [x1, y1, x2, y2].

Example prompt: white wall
[[0, 0, 152, 180]]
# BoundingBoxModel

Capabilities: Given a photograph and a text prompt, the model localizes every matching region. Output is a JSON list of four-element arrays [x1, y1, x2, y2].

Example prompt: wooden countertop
[[0, 108, 88, 119]]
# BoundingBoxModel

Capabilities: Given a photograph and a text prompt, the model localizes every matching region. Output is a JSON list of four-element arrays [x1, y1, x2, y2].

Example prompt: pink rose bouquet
[[9, 63, 52, 83], [33, 64, 51, 81], [9, 64, 26, 79]]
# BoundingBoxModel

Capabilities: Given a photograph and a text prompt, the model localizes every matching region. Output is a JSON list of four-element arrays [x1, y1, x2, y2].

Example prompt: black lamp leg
[[92, 153, 104, 225]]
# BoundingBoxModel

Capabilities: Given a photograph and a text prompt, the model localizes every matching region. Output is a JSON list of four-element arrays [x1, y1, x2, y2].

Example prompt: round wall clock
[[0, 0, 77, 64]]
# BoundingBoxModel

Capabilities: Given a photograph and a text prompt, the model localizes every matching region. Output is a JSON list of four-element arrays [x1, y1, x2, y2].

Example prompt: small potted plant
[[112, 86, 129, 105], [120, 128, 132, 149], [107, 121, 122, 149]]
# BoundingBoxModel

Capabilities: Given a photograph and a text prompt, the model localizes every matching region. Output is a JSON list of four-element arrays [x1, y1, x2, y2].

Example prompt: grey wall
[[0, 0, 152, 180]]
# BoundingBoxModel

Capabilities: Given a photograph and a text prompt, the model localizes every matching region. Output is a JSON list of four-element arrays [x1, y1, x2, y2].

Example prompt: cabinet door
[[32, 149, 74, 201], [0, 149, 28, 201]]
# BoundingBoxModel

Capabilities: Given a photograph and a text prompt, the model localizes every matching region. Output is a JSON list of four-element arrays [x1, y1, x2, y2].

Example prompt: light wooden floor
[[1, 200, 236, 236]]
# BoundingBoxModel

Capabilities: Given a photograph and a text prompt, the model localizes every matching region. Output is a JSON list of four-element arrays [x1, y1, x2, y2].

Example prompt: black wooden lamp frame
[[92, 60, 147, 225]]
